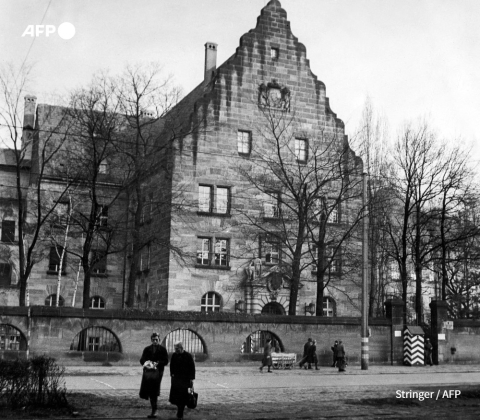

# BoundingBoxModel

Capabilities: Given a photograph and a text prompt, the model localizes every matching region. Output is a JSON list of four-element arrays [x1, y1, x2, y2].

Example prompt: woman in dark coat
[[169, 341, 196, 420], [331, 340, 338, 367], [335, 340, 346, 372], [140, 332, 169, 418], [307, 339, 319, 370], [259, 338, 272, 373]]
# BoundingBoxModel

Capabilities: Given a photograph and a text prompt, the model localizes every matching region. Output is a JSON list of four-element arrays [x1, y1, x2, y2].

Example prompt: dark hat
[[308, 338, 312, 342]]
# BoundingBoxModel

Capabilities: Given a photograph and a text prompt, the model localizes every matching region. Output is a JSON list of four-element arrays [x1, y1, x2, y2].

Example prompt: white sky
[[1, 0, 479, 159]]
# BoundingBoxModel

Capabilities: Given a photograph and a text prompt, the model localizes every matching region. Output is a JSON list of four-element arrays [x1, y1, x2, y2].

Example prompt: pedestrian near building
[[139, 332, 169, 419], [425, 338, 433, 366], [307, 339, 319, 370], [331, 340, 338, 367], [335, 340, 346, 372], [299, 337, 312, 369], [259, 338, 273, 373], [169, 341, 196, 420]]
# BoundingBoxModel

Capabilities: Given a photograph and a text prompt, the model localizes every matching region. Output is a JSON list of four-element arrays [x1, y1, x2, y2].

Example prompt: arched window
[[200, 292, 221, 312], [323, 296, 336, 317], [70, 326, 121, 352], [161, 329, 206, 355], [45, 294, 65, 307], [0, 324, 27, 351], [241, 330, 283, 354], [90, 296, 106, 309], [261, 302, 285, 315]]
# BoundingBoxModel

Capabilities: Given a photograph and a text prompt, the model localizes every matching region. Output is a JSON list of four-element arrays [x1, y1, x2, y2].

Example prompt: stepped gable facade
[[144, 0, 364, 315]]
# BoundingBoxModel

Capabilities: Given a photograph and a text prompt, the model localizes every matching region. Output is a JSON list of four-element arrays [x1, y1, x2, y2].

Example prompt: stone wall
[[436, 318, 480, 364], [0, 306, 392, 365]]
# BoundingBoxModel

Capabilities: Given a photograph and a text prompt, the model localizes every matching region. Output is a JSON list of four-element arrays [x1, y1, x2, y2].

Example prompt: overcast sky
[[1, 0, 479, 158]]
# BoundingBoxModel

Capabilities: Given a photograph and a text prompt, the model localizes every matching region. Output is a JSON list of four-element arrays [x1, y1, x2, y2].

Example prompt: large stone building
[[1, 0, 364, 317]]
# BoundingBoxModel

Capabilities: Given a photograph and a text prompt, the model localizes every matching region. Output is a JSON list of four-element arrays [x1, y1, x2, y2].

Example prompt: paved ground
[[4, 363, 480, 419]]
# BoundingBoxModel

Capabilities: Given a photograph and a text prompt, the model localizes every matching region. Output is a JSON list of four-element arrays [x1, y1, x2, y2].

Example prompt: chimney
[[204, 42, 218, 84], [23, 95, 37, 130], [22, 95, 37, 162]]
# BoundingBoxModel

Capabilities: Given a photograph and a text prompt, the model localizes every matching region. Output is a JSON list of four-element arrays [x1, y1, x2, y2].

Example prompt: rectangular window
[[48, 246, 67, 273], [140, 245, 150, 271], [262, 235, 280, 264], [216, 187, 230, 214], [263, 192, 280, 218], [295, 138, 307, 162], [99, 160, 108, 174], [88, 336, 100, 351], [237, 130, 251, 154], [270, 47, 279, 59], [326, 248, 340, 274], [92, 250, 107, 274], [214, 239, 229, 266], [98, 205, 108, 227], [198, 185, 213, 212], [328, 205, 339, 224], [196, 238, 210, 265], [1, 220, 15, 243], [0, 263, 11, 287]]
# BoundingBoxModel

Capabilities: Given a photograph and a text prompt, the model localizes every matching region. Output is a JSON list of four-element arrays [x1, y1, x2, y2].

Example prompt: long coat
[[139, 344, 169, 400], [169, 351, 196, 407], [262, 342, 272, 367], [307, 344, 318, 364], [335, 343, 346, 371]]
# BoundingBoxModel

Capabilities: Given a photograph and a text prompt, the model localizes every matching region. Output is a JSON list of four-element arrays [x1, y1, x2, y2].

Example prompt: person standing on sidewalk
[[335, 340, 346, 372], [169, 341, 196, 420], [139, 332, 169, 419], [425, 338, 433, 366], [259, 338, 273, 372], [331, 340, 338, 367], [299, 337, 312, 369], [307, 339, 319, 370]]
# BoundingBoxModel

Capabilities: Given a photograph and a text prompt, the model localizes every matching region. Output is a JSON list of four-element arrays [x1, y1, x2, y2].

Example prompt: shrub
[[0, 356, 68, 408]]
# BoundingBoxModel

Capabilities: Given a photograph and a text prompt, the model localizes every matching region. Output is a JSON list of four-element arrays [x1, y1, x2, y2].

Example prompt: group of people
[[139, 332, 196, 420], [299, 338, 347, 372], [259, 337, 347, 372]]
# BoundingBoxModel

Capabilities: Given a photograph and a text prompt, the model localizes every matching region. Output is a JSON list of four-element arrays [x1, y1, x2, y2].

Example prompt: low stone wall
[[439, 319, 480, 363], [0, 306, 392, 365]]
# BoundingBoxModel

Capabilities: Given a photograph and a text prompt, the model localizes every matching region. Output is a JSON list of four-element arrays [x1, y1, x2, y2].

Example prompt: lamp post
[[361, 172, 369, 370], [304, 302, 316, 316]]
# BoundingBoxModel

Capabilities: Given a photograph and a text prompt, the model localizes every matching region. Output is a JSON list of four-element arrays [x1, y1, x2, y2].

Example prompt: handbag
[[186, 386, 198, 409]]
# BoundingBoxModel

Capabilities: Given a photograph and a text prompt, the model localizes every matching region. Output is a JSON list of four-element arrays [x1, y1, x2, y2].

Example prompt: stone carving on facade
[[258, 79, 291, 110], [245, 257, 263, 281]]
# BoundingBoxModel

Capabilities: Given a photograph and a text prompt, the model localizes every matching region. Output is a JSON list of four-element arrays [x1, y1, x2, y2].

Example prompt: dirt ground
[[2, 388, 480, 420]]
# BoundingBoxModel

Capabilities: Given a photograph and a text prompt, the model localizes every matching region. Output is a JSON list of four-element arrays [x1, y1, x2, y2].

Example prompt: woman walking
[[335, 340, 347, 372], [259, 338, 273, 373], [169, 341, 196, 420], [307, 339, 319, 370], [139, 332, 169, 418]]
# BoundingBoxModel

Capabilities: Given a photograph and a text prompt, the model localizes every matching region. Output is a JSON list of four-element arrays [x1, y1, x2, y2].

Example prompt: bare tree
[[0, 63, 73, 306], [236, 98, 364, 315], [351, 98, 391, 316], [112, 63, 182, 308]]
